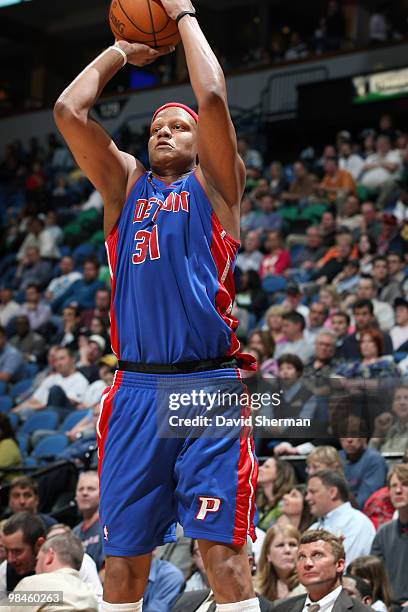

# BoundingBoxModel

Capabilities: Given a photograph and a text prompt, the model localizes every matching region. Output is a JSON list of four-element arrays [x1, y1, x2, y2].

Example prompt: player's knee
[[105, 556, 149, 587]]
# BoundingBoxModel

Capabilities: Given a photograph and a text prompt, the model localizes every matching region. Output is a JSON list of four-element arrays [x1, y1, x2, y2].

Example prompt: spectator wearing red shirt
[[259, 231, 290, 279]]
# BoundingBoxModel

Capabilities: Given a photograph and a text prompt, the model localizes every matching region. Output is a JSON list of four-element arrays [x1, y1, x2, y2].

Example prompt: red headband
[[152, 103, 199, 124]]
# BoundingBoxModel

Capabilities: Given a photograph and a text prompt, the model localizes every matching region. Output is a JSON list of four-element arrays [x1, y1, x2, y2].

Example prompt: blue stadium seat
[[16, 432, 29, 454], [10, 379, 34, 400], [23, 363, 39, 378], [19, 411, 59, 435], [23, 456, 37, 467], [72, 243, 95, 264], [59, 410, 89, 433], [0, 396, 13, 412], [262, 275, 287, 294], [7, 413, 19, 430], [32, 434, 69, 461]]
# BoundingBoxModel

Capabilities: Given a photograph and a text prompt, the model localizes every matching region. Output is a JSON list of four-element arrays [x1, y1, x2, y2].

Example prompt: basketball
[[109, 0, 181, 47]]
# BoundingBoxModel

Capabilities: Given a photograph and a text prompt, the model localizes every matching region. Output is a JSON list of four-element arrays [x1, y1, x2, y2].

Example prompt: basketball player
[[54, 1, 260, 611]]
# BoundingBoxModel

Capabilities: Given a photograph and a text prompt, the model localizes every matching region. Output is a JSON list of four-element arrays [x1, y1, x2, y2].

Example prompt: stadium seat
[[10, 378, 33, 400], [7, 413, 19, 430], [0, 382, 6, 395], [0, 396, 13, 412], [262, 275, 287, 294], [32, 434, 69, 461], [72, 242, 95, 263], [19, 410, 59, 435], [23, 363, 39, 378], [59, 410, 89, 433], [16, 432, 29, 454]]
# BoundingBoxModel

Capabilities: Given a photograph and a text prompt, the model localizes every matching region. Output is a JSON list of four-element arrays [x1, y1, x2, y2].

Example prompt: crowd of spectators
[[0, 91, 407, 610]]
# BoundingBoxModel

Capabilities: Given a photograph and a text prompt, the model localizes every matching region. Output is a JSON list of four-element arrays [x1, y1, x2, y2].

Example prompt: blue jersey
[[105, 170, 245, 365]]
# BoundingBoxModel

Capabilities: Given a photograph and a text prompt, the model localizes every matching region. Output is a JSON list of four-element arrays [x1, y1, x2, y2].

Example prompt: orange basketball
[[109, 0, 180, 48]]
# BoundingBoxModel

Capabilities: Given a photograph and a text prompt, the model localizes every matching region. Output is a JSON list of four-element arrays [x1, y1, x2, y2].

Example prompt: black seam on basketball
[[116, 0, 154, 35], [146, 0, 157, 47], [153, 13, 172, 34]]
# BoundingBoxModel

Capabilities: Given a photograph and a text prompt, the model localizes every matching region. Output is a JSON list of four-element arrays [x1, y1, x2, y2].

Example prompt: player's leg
[[197, 540, 260, 610], [102, 553, 152, 609]]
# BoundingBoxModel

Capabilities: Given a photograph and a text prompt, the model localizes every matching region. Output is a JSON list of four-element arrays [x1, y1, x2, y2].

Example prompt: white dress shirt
[[309, 502, 375, 563], [302, 585, 342, 612]]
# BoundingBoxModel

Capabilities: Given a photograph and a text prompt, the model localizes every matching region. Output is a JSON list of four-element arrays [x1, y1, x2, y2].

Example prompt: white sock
[[101, 600, 143, 612], [216, 598, 260, 611]]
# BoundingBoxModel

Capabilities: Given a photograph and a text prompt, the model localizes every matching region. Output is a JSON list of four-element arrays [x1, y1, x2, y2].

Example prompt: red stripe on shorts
[[97, 370, 123, 478], [105, 224, 120, 358]]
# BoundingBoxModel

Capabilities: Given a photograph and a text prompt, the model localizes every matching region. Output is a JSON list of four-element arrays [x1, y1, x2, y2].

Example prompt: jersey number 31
[[132, 225, 161, 264]]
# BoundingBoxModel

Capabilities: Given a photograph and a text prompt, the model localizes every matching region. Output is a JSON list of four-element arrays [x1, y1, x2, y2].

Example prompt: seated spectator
[[390, 297, 408, 350], [284, 31, 308, 61], [348, 555, 392, 612], [271, 530, 371, 612], [304, 302, 329, 344], [306, 469, 376, 562], [256, 458, 296, 532], [73, 471, 104, 571], [290, 226, 326, 271], [255, 524, 305, 601], [369, 384, 408, 454], [14, 533, 98, 611], [331, 310, 350, 357], [306, 446, 344, 474], [335, 326, 400, 382], [274, 312, 314, 364], [356, 232, 377, 273], [280, 283, 309, 320], [276, 485, 314, 532], [356, 201, 382, 242], [304, 330, 340, 393], [332, 258, 360, 295], [5, 477, 57, 530], [340, 299, 393, 360], [0, 414, 22, 483], [377, 213, 406, 257], [240, 195, 258, 234], [16, 216, 61, 263], [337, 195, 362, 233], [363, 485, 395, 531], [318, 285, 341, 320], [46, 523, 102, 604], [268, 161, 288, 198], [339, 423, 388, 508], [338, 141, 364, 181], [247, 329, 275, 374], [387, 251, 406, 285], [359, 135, 401, 203], [372, 255, 402, 305], [319, 210, 337, 247], [184, 539, 209, 592], [44, 255, 82, 302], [235, 271, 269, 323], [342, 574, 374, 609], [77, 334, 106, 383], [79, 287, 110, 330], [236, 231, 263, 273], [51, 258, 105, 313], [249, 194, 282, 233], [13, 246, 53, 291], [13, 346, 89, 417], [0, 513, 46, 598], [281, 161, 314, 205], [319, 156, 356, 204], [259, 231, 290, 279], [9, 315, 46, 364], [308, 233, 353, 285], [142, 556, 184, 611], [371, 463, 408, 610], [52, 304, 81, 350], [0, 285, 22, 327], [237, 136, 263, 171], [19, 284, 52, 334], [264, 305, 286, 345], [0, 325, 24, 384]]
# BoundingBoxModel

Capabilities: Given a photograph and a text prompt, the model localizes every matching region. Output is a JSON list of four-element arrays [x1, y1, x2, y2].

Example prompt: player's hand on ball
[[115, 40, 175, 67], [160, 0, 195, 21]]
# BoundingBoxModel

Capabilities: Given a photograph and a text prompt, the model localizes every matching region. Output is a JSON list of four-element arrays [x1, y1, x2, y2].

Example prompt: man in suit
[[270, 530, 372, 611]]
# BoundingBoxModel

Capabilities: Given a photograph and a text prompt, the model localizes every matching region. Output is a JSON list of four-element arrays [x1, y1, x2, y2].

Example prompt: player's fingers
[[155, 45, 176, 56]]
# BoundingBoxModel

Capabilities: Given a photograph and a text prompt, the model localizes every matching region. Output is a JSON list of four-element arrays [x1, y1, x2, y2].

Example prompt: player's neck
[[150, 166, 196, 185]]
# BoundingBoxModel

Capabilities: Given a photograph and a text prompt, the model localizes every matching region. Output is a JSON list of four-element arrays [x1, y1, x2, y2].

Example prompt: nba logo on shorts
[[104, 525, 109, 541], [196, 496, 222, 520]]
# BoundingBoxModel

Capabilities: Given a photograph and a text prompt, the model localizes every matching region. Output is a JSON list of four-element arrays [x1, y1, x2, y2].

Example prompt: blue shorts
[[97, 368, 258, 557]]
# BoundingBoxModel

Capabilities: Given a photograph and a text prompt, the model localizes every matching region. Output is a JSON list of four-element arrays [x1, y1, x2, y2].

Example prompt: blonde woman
[[255, 524, 305, 602]]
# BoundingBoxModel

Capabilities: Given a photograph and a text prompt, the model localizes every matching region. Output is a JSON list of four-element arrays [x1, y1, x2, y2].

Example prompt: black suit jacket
[[171, 589, 274, 612], [269, 589, 372, 612]]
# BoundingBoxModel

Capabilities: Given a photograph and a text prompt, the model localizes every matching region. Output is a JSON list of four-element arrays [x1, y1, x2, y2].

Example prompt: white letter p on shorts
[[196, 496, 221, 520]]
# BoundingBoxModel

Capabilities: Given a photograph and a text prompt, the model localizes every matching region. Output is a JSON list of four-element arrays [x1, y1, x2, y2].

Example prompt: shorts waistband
[[113, 367, 241, 389], [118, 357, 238, 375]]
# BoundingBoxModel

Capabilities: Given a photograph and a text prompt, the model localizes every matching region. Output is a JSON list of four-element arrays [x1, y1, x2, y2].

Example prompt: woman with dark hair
[[276, 484, 314, 533], [335, 327, 400, 380], [248, 329, 276, 364], [255, 523, 305, 601], [357, 232, 377, 274], [0, 413, 22, 482], [256, 457, 297, 532], [236, 270, 269, 322]]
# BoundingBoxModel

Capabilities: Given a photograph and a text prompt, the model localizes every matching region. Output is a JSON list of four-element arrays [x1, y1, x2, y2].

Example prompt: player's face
[[148, 108, 197, 173]]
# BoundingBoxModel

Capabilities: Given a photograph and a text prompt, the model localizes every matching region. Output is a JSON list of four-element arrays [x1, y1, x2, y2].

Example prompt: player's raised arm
[[161, 1, 245, 209], [53, 42, 174, 234]]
